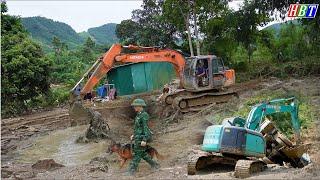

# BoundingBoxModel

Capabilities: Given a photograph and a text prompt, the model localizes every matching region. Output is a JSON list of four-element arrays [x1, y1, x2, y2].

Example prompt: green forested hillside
[[21, 17, 118, 51], [87, 23, 118, 45], [21, 16, 83, 50], [263, 20, 300, 36], [78, 31, 93, 40]]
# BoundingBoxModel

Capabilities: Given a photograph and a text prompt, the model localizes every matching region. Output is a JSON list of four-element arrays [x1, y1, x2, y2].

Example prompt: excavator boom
[[245, 97, 301, 141]]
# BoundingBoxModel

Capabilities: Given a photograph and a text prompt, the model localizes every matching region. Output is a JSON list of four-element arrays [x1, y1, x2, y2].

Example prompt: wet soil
[[1, 76, 320, 179]]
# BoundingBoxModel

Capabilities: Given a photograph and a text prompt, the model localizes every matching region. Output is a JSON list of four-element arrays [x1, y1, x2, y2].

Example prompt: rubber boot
[[151, 163, 161, 172], [124, 169, 135, 176], [124, 166, 136, 176]]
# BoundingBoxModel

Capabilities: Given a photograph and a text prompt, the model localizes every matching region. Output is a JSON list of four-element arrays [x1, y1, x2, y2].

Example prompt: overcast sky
[[6, 1, 143, 32], [6, 1, 286, 32]]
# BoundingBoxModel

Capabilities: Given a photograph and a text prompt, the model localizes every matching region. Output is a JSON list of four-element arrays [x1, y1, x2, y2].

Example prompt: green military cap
[[131, 98, 147, 106]]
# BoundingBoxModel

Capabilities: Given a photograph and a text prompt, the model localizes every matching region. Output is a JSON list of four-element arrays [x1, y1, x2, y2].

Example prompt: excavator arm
[[245, 97, 301, 141], [72, 43, 186, 97]]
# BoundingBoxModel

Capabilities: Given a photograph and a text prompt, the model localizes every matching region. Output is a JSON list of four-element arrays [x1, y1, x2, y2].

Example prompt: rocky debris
[[32, 159, 64, 172], [156, 166, 186, 179], [89, 165, 108, 173], [1, 139, 18, 155], [88, 157, 109, 173], [299, 163, 320, 177], [1, 168, 14, 178], [13, 171, 36, 179], [1, 163, 36, 179]]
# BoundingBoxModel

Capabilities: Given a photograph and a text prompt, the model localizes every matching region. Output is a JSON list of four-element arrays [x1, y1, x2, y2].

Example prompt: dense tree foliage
[[116, 0, 319, 64], [115, 19, 140, 45], [49, 36, 102, 85], [116, 0, 178, 47], [1, 2, 52, 116]]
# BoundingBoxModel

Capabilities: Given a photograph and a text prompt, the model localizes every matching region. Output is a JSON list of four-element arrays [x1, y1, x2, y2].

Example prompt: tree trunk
[[192, 1, 200, 56], [185, 14, 194, 57], [178, 1, 194, 57]]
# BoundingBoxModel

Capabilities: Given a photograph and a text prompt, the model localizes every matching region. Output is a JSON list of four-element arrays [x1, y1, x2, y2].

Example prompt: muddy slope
[[1, 77, 320, 179]]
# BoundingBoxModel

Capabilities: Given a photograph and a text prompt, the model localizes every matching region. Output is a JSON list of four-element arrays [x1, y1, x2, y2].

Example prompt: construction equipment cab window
[[212, 58, 225, 87], [196, 59, 209, 87], [212, 58, 224, 74]]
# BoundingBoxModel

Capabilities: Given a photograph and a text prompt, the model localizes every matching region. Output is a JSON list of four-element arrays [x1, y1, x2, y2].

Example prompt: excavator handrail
[[70, 57, 101, 92]]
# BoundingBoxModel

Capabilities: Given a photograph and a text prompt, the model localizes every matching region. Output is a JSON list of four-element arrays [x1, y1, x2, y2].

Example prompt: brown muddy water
[[15, 125, 109, 166]]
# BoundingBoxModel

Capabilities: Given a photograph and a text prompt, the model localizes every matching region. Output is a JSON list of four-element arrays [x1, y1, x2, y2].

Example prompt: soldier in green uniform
[[126, 99, 160, 176]]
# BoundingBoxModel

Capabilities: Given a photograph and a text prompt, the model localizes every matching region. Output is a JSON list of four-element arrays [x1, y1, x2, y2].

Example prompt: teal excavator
[[188, 97, 309, 178]]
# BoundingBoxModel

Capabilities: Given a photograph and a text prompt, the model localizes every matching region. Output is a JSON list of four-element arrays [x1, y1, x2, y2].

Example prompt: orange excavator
[[70, 43, 236, 112]]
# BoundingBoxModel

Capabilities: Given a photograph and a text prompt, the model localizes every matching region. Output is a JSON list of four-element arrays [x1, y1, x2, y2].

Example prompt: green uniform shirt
[[133, 111, 151, 141]]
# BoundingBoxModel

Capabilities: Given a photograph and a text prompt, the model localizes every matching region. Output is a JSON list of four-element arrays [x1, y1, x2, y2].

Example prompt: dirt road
[[1, 76, 320, 179]]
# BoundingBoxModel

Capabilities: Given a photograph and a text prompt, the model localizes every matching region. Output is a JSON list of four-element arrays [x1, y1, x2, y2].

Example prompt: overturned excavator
[[70, 43, 236, 112], [188, 97, 310, 178]]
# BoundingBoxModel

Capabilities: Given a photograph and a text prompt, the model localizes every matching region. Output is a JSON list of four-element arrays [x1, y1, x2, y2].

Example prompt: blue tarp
[[97, 85, 107, 98]]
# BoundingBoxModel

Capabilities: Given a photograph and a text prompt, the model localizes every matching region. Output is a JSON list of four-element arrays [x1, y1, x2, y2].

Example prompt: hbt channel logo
[[287, 4, 318, 18]]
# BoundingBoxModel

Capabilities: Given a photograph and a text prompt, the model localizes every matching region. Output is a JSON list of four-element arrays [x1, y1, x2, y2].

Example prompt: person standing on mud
[[126, 99, 160, 176]]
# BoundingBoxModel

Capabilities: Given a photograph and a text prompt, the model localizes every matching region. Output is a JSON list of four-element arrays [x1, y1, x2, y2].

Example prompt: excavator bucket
[[282, 144, 307, 159], [260, 119, 310, 168]]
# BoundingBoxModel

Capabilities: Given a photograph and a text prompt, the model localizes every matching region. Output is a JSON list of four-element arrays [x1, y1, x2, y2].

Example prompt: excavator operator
[[196, 60, 207, 86]]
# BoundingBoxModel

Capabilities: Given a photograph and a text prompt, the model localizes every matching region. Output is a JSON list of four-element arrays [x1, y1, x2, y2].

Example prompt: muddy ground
[[1, 76, 320, 179]]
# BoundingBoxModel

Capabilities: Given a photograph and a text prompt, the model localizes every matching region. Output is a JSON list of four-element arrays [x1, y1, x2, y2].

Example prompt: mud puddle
[[15, 125, 109, 166]]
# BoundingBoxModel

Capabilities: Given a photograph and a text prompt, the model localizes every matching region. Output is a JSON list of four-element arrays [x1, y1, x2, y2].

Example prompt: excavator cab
[[182, 56, 235, 92]]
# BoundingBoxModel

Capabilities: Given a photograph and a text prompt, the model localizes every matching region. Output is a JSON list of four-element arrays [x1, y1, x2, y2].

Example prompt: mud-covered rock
[[80, 109, 109, 140], [74, 106, 111, 143], [32, 159, 64, 171], [85, 109, 110, 139], [1, 169, 13, 178], [76, 135, 89, 143]]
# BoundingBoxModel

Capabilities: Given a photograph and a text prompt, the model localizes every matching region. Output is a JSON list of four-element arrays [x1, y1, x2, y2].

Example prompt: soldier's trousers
[[128, 140, 158, 173]]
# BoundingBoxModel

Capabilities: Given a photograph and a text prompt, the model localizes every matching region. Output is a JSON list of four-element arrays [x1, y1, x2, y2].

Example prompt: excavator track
[[173, 91, 238, 112], [164, 78, 261, 112], [234, 159, 266, 178], [187, 149, 212, 175], [187, 157, 198, 175], [187, 149, 237, 175]]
